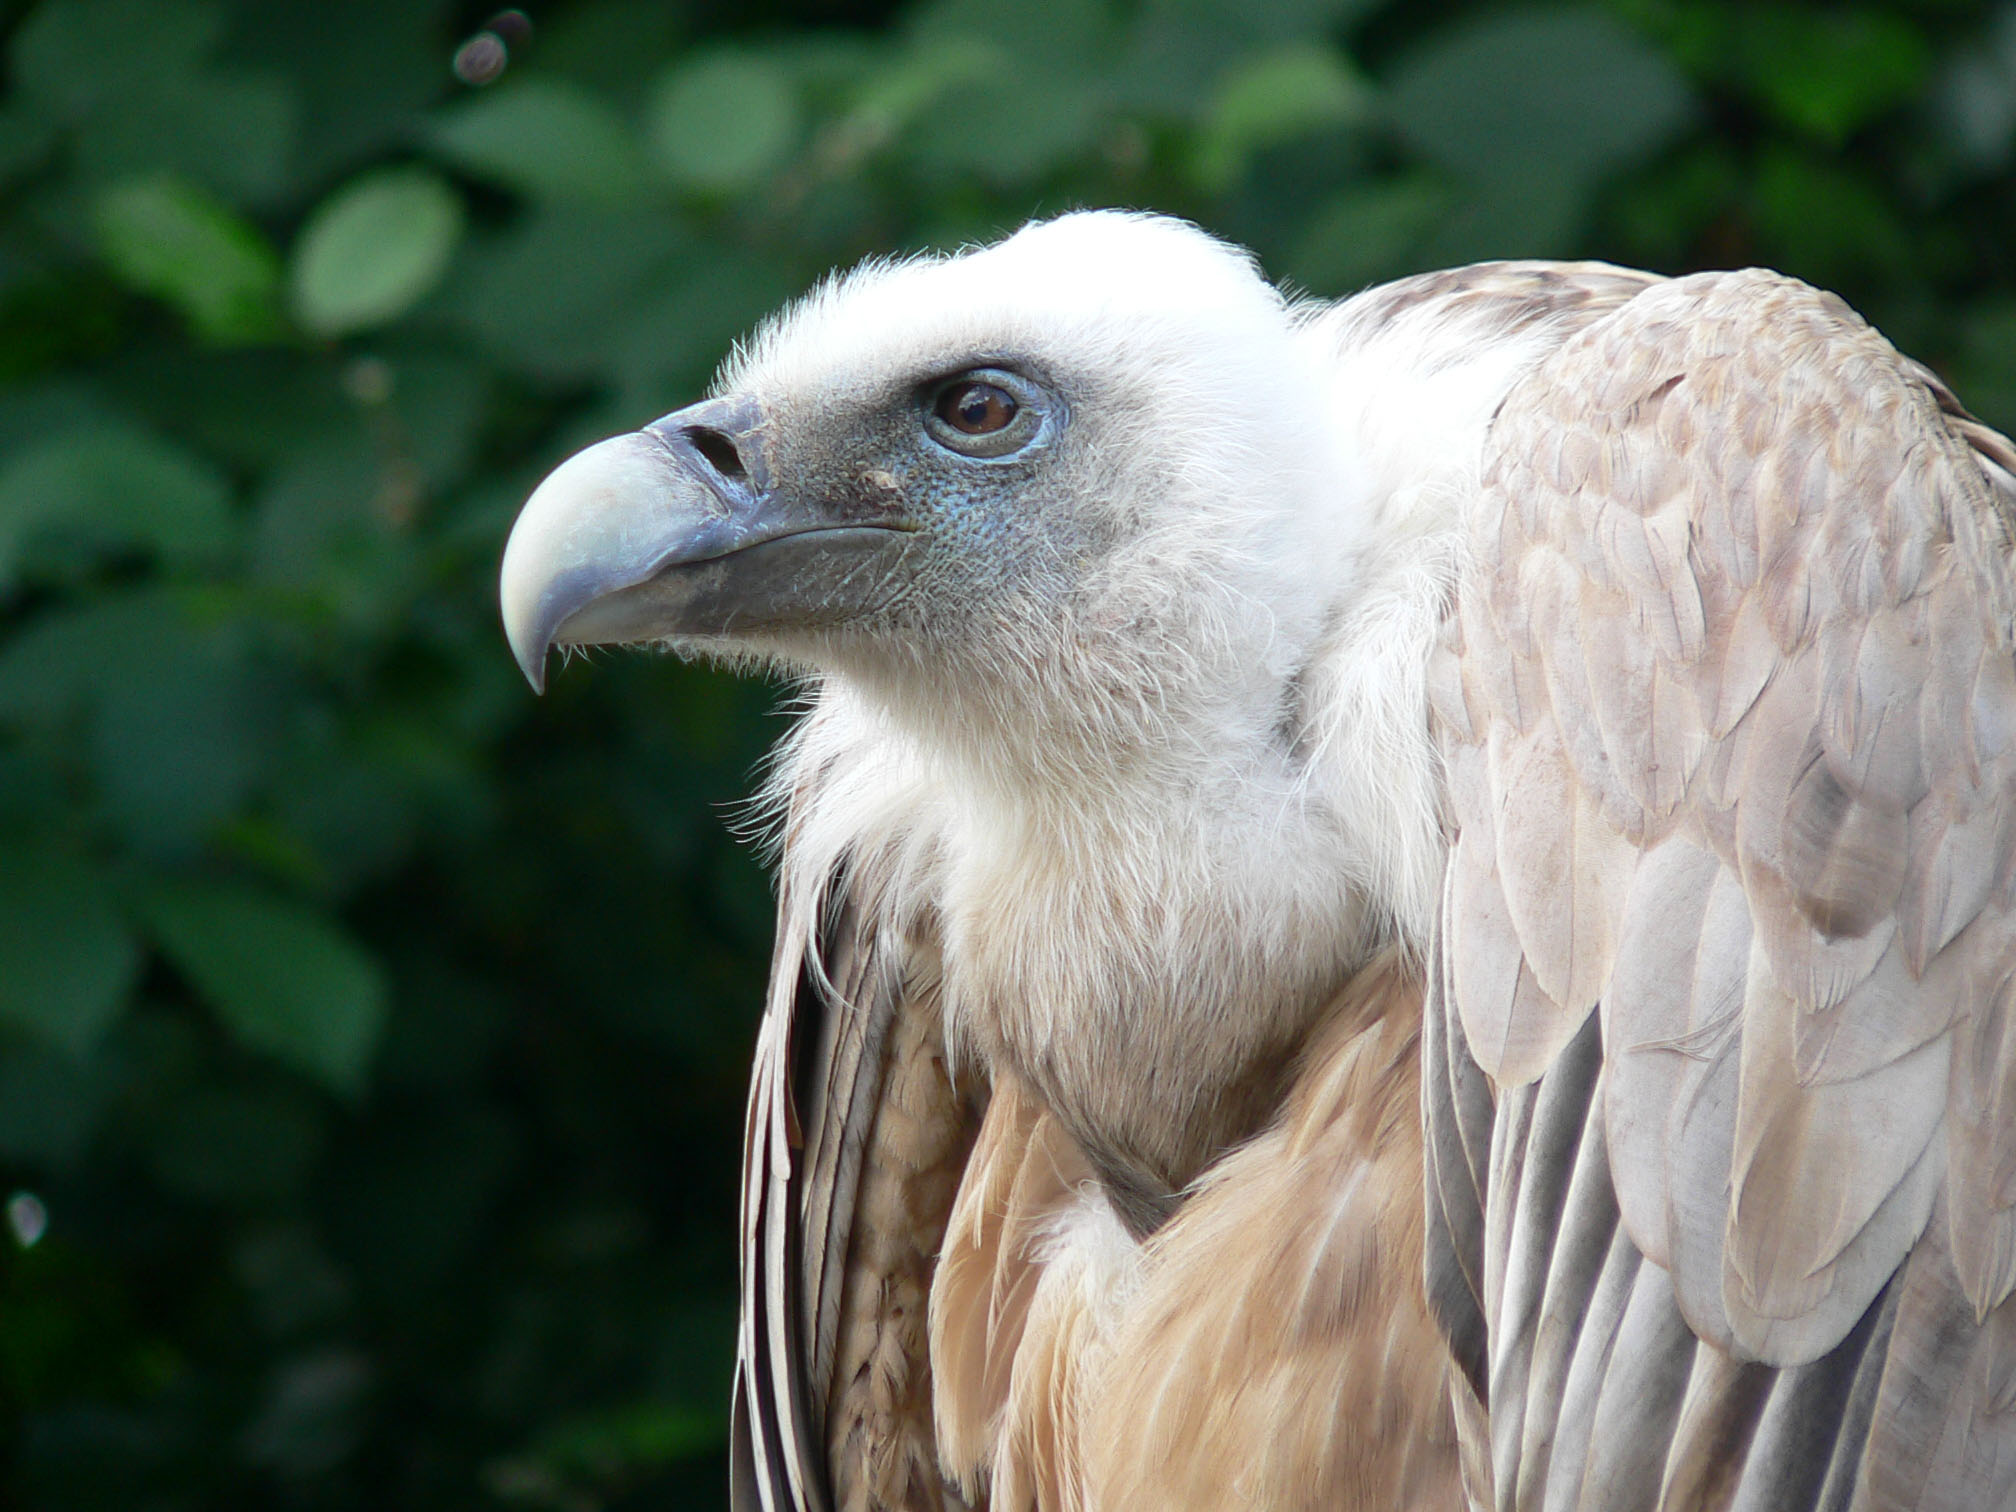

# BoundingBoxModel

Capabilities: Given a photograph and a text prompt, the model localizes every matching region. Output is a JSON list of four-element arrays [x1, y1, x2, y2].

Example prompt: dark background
[[0, 0, 2011, 1506]]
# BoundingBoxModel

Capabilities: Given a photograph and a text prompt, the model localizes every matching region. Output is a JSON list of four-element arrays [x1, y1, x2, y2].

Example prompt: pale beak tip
[[500, 440, 639, 696], [500, 544, 554, 694], [515, 641, 548, 695]]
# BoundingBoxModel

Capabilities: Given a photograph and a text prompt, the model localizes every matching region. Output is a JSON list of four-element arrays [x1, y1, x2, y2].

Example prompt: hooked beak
[[499, 395, 917, 691]]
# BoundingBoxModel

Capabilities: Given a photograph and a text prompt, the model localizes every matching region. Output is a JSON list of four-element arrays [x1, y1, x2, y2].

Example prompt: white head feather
[[705, 212, 1586, 1202]]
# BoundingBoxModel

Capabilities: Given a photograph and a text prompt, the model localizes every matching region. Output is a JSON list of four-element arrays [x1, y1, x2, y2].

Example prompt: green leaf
[[0, 844, 139, 1056], [0, 1037, 118, 1165], [0, 104, 59, 189], [0, 588, 205, 723], [605, 251, 798, 395], [0, 585, 271, 855], [323, 1103, 516, 1287], [886, 1, 1110, 186], [142, 883, 388, 1096], [892, 0, 1117, 185], [15, 1, 300, 204], [289, 167, 464, 337], [10, 0, 222, 121], [1284, 176, 1451, 292], [644, 49, 801, 195], [1735, 8, 1930, 147], [1608, 140, 1744, 267], [1386, 6, 1695, 184], [489, 1398, 723, 1502], [147, 1081, 327, 1202], [431, 79, 649, 204], [1950, 298, 2016, 436], [225, 4, 444, 186], [94, 345, 353, 472], [92, 176, 283, 343], [89, 632, 269, 857], [1749, 145, 1910, 287], [1193, 43, 1369, 190], [0, 598, 139, 723], [536, 1398, 722, 1468], [71, 69, 300, 208], [0, 424, 234, 594], [448, 207, 686, 382], [1936, 50, 2016, 177], [845, 35, 998, 143]]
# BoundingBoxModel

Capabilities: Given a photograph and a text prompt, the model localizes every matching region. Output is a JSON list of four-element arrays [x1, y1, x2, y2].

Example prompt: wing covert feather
[[1433, 267, 2016, 1506]]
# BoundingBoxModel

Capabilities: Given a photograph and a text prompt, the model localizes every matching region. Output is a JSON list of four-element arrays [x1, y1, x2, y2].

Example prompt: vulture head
[[502, 213, 1356, 775], [503, 212, 1443, 1218]]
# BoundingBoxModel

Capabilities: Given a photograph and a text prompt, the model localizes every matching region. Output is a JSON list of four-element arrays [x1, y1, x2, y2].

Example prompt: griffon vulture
[[500, 212, 2016, 1511]]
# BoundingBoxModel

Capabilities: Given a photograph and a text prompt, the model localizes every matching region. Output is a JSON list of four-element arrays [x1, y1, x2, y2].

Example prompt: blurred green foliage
[[0, 0, 2012, 1506]]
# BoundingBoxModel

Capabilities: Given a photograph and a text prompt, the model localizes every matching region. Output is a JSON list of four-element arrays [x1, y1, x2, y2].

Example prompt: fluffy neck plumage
[[771, 287, 1567, 1230]]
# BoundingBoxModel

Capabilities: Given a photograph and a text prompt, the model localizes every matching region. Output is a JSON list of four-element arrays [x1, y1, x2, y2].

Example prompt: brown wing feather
[[1435, 268, 2016, 1506], [824, 923, 979, 1511], [736, 891, 825, 1512], [734, 829, 978, 1512], [928, 952, 1463, 1512], [1086, 949, 1461, 1511], [929, 1075, 1095, 1506]]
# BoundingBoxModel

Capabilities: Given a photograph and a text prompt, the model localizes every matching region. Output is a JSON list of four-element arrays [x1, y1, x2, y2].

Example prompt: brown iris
[[935, 380, 1018, 435]]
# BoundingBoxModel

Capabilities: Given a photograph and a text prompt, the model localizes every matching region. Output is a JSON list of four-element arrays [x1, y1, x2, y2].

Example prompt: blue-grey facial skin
[[705, 357, 1098, 658], [789, 363, 1064, 572], [512, 341, 1150, 689]]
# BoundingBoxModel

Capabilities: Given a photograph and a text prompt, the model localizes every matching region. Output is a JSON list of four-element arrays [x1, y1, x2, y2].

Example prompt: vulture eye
[[923, 368, 1049, 459], [937, 381, 1017, 435]]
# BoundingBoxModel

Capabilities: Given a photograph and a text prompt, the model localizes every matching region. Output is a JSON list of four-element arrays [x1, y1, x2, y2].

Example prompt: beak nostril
[[687, 426, 747, 482]]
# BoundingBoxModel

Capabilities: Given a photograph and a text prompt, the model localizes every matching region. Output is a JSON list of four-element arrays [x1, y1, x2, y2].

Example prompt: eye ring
[[922, 368, 1050, 459]]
